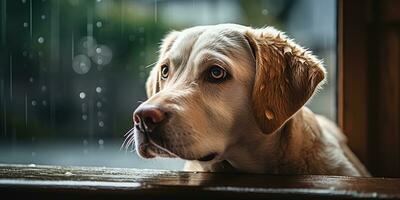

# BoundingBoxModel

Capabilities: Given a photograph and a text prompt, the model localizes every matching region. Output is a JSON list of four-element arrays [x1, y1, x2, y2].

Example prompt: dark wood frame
[[338, 0, 400, 177]]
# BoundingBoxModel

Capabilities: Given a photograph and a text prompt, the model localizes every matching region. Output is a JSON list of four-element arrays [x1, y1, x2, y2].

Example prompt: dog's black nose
[[133, 104, 166, 132]]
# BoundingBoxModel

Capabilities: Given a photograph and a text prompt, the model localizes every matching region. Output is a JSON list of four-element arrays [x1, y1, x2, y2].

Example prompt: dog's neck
[[205, 107, 321, 174]]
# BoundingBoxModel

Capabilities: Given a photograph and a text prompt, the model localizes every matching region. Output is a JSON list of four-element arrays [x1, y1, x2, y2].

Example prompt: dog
[[126, 24, 370, 176]]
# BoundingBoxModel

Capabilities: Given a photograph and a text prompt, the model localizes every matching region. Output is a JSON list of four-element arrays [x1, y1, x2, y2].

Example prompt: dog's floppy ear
[[146, 31, 179, 98], [244, 27, 326, 134]]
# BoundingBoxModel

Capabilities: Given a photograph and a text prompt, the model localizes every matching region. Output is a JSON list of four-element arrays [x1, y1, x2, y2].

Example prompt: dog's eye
[[207, 66, 228, 83], [160, 65, 169, 80]]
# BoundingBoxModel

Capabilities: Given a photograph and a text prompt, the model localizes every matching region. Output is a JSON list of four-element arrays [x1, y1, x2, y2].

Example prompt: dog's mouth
[[197, 153, 218, 162], [133, 128, 219, 162]]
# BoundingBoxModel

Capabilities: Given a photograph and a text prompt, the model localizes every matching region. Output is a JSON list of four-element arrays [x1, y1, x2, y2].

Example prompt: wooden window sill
[[0, 164, 399, 199]]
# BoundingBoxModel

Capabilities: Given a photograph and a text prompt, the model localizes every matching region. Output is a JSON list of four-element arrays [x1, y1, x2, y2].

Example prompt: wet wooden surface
[[0, 164, 400, 199]]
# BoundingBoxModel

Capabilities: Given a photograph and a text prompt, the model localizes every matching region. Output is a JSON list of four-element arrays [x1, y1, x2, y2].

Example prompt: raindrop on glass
[[262, 9, 269, 15], [38, 37, 45, 44], [41, 85, 47, 92], [92, 45, 112, 65], [72, 54, 91, 74], [41, 14, 46, 20], [96, 0, 102, 2], [31, 152, 36, 157], [97, 111, 102, 117], [83, 149, 88, 155], [83, 139, 88, 146], [79, 92, 86, 99], [29, 77, 34, 83], [31, 100, 37, 106], [82, 114, 88, 120], [42, 100, 47, 106], [95, 86, 102, 93], [98, 139, 104, 145], [96, 101, 102, 108], [96, 21, 102, 28], [23, 22, 28, 27], [22, 51, 28, 57], [98, 121, 104, 127], [38, 51, 43, 57], [22, 0, 26, 3]]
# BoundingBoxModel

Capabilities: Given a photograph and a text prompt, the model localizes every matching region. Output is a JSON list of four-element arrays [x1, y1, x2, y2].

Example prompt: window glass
[[0, 0, 336, 169]]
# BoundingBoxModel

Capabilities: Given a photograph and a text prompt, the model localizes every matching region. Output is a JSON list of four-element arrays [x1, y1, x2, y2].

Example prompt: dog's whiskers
[[144, 61, 158, 69], [121, 127, 136, 152]]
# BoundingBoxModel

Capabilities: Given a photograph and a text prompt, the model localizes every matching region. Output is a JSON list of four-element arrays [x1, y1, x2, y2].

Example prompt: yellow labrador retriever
[[127, 24, 370, 176]]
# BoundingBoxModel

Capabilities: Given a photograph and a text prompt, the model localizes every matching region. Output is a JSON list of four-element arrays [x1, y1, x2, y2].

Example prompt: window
[[0, 0, 336, 170]]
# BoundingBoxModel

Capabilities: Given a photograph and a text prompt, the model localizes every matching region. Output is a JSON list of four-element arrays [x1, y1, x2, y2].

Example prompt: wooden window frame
[[338, 0, 400, 177]]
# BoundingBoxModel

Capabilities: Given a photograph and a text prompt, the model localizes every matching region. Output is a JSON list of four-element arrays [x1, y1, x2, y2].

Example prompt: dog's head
[[129, 24, 325, 163]]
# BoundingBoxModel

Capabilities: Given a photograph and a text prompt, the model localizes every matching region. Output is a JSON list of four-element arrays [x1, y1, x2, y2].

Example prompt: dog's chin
[[134, 129, 220, 162], [137, 142, 176, 159]]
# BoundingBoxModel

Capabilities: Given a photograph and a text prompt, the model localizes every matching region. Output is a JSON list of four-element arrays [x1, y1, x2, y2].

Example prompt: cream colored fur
[[135, 24, 370, 176]]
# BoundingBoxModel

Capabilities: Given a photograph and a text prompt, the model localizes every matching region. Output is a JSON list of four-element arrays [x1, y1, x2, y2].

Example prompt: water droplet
[[65, 171, 73, 176], [22, 0, 26, 3], [42, 100, 47, 106], [83, 139, 88, 146], [97, 111, 102, 117], [22, 51, 28, 57], [38, 37, 45, 44], [92, 45, 112, 65], [23, 22, 28, 27], [95, 87, 102, 93], [98, 139, 104, 145], [79, 92, 86, 99], [41, 85, 47, 92], [72, 54, 91, 74], [38, 51, 43, 57], [83, 149, 88, 155], [96, 0, 102, 2], [96, 21, 102, 28], [262, 9, 269, 15], [96, 101, 102, 108], [82, 114, 88, 120], [31, 152, 36, 157], [41, 14, 46, 20], [29, 77, 34, 83], [31, 100, 37, 106], [98, 121, 104, 127]]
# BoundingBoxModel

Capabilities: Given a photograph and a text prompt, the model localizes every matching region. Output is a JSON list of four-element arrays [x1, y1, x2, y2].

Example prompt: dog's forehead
[[167, 25, 250, 68]]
